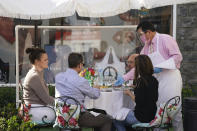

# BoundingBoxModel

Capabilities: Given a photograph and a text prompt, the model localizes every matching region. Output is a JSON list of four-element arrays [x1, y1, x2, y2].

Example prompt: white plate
[[100, 88, 113, 92]]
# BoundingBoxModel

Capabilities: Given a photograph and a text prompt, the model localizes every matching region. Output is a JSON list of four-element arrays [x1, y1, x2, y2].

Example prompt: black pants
[[79, 111, 112, 131]]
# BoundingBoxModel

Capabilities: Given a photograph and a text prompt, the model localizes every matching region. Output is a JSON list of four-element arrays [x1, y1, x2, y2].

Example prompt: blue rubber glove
[[154, 67, 163, 74], [114, 75, 124, 86]]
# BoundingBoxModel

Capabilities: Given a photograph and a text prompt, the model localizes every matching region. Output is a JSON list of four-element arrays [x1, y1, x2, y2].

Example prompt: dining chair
[[132, 96, 181, 131]]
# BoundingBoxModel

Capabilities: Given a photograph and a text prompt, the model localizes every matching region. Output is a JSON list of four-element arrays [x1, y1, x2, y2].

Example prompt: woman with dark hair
[[113, 55, 158, 131], [22, 47, 55, 124]]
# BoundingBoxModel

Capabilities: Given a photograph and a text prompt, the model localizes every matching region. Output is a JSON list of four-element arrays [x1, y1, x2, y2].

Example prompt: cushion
[[53, 100, 81, 129], [167, 103, 181, 119], [149, 103, 170, 126], [19, 104, 56, 125], [149, 102, 180, 126], [132, 123, 150, 128], [18, 104, 32, 122]]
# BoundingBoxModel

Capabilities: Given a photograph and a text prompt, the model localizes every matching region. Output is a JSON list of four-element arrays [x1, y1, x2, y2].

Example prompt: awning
[[141, 0, 197, 9], [0, 0, 196, 19]]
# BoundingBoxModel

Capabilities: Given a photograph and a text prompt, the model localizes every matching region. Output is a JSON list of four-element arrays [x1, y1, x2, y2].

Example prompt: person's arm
[[29, 75, 54, 105], [79, 80, 100, 99], [162, 35, 183, 69], [123, 68, 135, 81], [122, 46, 148, 81], [124, 90, 135, 101]]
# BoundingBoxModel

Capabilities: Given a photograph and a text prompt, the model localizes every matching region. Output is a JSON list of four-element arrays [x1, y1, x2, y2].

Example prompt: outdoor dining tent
[[0, 0, 196, 19], [0, 0, 197, 107]]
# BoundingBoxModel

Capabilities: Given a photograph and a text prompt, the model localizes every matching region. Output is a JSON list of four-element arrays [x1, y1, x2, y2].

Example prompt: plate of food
[[112, 85, 135, 91], [100, 86, 113, 92], [122, 86, 135, 91], [112, 86, 123, 91]]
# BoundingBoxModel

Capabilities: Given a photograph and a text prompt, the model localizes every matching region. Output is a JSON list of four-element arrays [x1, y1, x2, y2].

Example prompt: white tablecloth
[[84, 90, 135, 120]]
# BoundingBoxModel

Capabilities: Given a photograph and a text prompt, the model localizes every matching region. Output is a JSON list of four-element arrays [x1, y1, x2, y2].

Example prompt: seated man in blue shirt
[[55, 53, 112, 131]]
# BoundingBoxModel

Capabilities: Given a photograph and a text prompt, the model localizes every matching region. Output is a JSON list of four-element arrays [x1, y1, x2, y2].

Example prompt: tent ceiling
[[0, 0, 197, 20]]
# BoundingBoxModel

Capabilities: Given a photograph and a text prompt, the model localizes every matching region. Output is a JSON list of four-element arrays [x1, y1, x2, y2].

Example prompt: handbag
[[53, 98, 81, 129]]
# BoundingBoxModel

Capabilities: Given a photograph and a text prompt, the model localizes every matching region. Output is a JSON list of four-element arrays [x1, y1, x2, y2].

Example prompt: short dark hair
[[137, 21, 156, 32], [68, 53, 83, 68], [26, 47, 46, 64]]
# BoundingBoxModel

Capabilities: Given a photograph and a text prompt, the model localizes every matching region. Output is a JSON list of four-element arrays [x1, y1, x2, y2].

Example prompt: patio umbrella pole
[[34, 21, 39, 47], [173, 4, 177, 39], [15, 26, 19, 108]]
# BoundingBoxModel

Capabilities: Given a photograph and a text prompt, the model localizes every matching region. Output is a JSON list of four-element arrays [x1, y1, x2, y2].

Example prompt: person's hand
[[124, 89, 135, 101], [154, 67, 163, 73], [124, 89, 132, 96], [114, 75, 124, 86]]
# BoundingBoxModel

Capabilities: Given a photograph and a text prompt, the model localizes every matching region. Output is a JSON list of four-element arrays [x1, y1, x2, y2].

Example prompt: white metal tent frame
[[15, 2, 179, 107], [15, 25, 138, 107]]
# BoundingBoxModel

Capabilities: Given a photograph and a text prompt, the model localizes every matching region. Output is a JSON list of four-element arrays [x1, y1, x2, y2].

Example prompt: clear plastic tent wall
[[15, 25, 137, 107]]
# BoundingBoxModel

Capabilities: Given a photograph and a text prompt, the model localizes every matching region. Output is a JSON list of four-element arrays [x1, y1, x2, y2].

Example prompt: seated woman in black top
[[113, 55, 158, 131]]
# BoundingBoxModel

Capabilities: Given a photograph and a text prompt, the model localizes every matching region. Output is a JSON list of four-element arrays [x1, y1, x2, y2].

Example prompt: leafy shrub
[[182, 84, 194, 99], [0, 103, 37, 131], [0, 103, 17, 119], [0, 86, 55, 131]]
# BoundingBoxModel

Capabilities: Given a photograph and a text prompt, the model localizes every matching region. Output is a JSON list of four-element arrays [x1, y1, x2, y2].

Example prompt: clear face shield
[[136, 31, 145, 47], [135, 31, 145, 53]]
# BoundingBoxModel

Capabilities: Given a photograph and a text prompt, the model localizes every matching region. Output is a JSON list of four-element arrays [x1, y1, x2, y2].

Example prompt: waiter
[[115, 21, 183, 131], [138, 21, 183, 131]]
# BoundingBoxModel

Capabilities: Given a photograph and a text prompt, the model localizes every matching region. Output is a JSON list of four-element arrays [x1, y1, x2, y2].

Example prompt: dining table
[[84, 88, 135, 120]]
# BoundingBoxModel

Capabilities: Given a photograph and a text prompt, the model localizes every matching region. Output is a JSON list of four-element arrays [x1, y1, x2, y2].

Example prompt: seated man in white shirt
[[55, 53, 112, 131]]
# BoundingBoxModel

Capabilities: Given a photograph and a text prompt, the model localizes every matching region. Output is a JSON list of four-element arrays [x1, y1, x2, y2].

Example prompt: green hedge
[[0, 86, 55, 130], [0, 87, 16, 108], [0, 86, 55, 108]]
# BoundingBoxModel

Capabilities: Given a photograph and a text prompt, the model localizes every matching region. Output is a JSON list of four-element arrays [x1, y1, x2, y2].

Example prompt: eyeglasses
[[136, 30, 148, 46], [136, 30, 148, 37], [126, 60, 134, 65], [138, 32, 145, 36]]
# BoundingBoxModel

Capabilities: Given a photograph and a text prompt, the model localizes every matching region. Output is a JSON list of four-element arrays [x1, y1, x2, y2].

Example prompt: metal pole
[[15, 25, 137, 29], [15, 25, 19, 108], [173, 4, 177, 39], [61, 18, 64, 71]]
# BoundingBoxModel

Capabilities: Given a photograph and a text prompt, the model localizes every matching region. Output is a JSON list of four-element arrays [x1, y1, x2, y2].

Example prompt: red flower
[[88, 68, 95, 76], [149, 116, 157, 125], [91, 70, 95, 76], [80, 105, 84, 110], [69, 118, 77, 126], [62, 105, 70, 113], [23, 104, 31, 113], [23, 106, 29, 113], [158, 108, 164, 116], [27, 104, 31, 109], [168, 105, 172, 109], [58, 116, 65, 126], [24, 115, 30, 122]]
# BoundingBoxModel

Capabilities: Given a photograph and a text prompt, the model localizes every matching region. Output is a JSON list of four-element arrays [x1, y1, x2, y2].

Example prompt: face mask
[[140, 34, 151, 44], [140, 34, 146, 43]]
